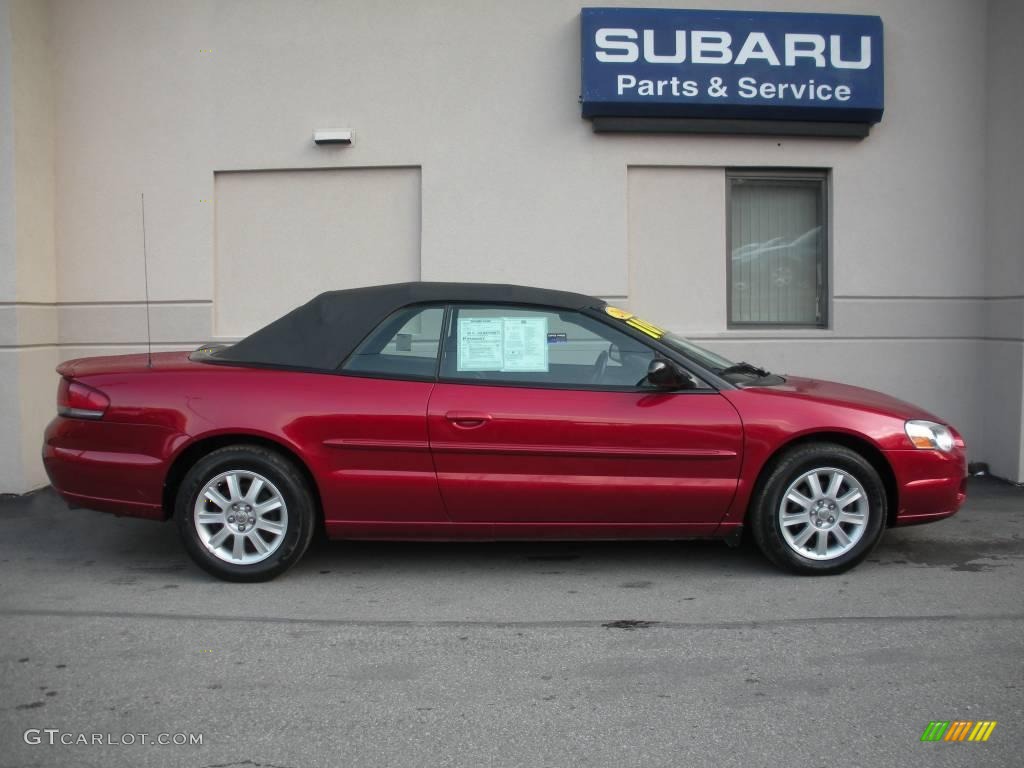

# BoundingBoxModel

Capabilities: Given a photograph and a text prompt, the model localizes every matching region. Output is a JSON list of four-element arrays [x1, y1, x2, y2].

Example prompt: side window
[[441, 305, 657, 388], [342, 305, 444, 379]]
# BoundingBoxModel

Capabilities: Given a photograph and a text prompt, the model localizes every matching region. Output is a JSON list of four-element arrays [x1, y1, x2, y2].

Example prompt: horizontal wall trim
[[690, 335, 1024, 342], [3, 296, 1017, 309], [834, 295, 1024, 302], [215, 163, 422, 174], [3, 337, 1024, 351], [0, 300, 212, 307], [3, 297, 634, 310], [0, 342, 202, 350]]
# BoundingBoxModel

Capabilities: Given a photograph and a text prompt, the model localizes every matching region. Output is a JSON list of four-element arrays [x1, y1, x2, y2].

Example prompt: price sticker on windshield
[[605, 306, 665, 339]]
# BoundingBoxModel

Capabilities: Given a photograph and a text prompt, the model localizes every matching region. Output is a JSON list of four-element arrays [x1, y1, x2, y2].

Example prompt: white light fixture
[[313, 129, 353, 146]]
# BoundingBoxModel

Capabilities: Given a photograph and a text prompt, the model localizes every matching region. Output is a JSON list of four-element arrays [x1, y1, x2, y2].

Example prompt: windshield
[[660, 334, 735, 372], [597, 305, 774, 383], [660, 333, 776, 382]]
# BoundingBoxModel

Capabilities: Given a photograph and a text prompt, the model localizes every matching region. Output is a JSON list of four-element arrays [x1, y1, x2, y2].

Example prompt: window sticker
[[502, 317, 548, 372], [456, 316, 551, 372], [457, 317, 504, 371], [604, 306, 665, 339]]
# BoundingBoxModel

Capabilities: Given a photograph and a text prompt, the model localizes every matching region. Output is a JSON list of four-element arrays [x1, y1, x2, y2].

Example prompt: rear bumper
[[42, 416, 183, 520], [885, 446, 968, 526]]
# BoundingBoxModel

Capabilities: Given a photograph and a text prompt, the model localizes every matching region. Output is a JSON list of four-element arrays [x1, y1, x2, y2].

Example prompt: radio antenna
[[140, 193, 153, 368]]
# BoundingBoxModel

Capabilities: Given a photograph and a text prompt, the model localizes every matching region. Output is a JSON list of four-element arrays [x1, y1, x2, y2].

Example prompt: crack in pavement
[[1, 606, 1021, 630]]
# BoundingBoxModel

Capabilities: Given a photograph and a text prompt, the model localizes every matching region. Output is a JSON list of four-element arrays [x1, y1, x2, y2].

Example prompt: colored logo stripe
[[968, 721, 997, 742], [920, 720, 997, 742], [944, 721, 972, 741]]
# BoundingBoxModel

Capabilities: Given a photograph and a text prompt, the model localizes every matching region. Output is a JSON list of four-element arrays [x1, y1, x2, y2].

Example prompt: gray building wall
[[1, 0, 1021, 492], [982, 0, 1024, 481]]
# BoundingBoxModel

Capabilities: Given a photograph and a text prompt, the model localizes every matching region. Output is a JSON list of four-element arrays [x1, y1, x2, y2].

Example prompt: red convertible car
[[43, 282, 967, 581]]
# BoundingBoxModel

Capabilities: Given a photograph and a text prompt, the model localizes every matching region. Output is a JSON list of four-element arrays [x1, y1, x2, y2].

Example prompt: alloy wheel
[[193, 470, 289, 565], [777, 466, 869, 561]]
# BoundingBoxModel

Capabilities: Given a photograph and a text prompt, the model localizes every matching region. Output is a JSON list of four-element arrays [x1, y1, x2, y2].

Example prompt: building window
[[727, 171, 828, 327]]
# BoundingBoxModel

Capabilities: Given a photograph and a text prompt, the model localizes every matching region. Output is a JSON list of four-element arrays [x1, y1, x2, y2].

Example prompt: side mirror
[[646, 359, 691, 390]]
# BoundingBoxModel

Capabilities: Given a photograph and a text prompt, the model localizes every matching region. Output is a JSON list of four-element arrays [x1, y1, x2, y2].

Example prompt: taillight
[[57, 377, 109, 419]]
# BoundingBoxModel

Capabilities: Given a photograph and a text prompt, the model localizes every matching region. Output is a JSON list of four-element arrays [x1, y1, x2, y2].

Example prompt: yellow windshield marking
[[605, 306, 665, 339], [604, 306, 633, 320], [626, 318, 664, 339]]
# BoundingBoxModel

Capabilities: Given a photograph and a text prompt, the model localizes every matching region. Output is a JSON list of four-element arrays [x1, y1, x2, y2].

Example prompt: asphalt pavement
[[0, 478, 1021, 768]]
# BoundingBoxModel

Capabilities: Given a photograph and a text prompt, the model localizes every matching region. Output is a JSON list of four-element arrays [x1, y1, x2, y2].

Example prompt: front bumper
[[885, 445, 968, 526]]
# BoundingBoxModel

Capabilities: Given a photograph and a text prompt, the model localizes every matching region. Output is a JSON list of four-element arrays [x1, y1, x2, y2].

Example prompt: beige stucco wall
[[213, 167, 422, 337], [0, 3, 17, 491], [1, 0, 57, 494], [0, 0, 1021, 491]]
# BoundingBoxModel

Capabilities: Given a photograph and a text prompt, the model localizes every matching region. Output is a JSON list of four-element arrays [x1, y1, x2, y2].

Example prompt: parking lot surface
[[1, 478, 1021, 768]]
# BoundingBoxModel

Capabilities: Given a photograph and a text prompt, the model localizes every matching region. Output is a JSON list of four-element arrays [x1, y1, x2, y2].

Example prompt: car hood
[[747, 375, 944, 422]]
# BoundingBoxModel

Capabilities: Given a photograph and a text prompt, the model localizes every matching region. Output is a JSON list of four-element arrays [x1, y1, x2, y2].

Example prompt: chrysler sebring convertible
[[43, 282, 967, 581]]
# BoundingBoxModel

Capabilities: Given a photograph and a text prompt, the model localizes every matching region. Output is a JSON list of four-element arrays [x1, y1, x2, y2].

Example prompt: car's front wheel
[[751, 443, 886, 575], [175, 445, 316, 582]]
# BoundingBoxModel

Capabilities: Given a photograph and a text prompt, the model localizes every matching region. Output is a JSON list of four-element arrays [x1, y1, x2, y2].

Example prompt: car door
[[314, 304, 447, 525], [427, 304, 743, 527]]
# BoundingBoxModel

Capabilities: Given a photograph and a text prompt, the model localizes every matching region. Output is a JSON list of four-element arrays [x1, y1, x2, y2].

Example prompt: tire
[[750, 443, 886, 575], [175, 445, 316, 582]]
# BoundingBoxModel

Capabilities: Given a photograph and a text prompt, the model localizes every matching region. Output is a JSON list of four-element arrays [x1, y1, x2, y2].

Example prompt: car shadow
[[299, 535, 772, 578], [4, 485, 1019, 583], [2, 489, 783, 581]]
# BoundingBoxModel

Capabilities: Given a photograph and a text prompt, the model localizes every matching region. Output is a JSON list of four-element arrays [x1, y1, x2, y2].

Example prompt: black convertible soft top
[[207, 281, 604, 371]]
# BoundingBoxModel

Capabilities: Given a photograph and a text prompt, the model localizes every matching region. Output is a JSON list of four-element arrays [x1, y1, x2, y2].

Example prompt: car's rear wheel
[[175, 445, 316, 582], [751, 443, 886, 575]]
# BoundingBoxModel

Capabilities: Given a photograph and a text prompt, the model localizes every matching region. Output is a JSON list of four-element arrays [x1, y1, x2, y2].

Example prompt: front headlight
[[905, 420, 955, 452]]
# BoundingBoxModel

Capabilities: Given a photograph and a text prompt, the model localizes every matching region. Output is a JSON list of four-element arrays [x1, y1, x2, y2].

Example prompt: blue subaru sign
[[581, 7, 884, 124]]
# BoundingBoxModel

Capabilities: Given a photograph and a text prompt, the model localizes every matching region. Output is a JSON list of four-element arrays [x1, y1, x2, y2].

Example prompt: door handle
[[445, 411, 492, 429]]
